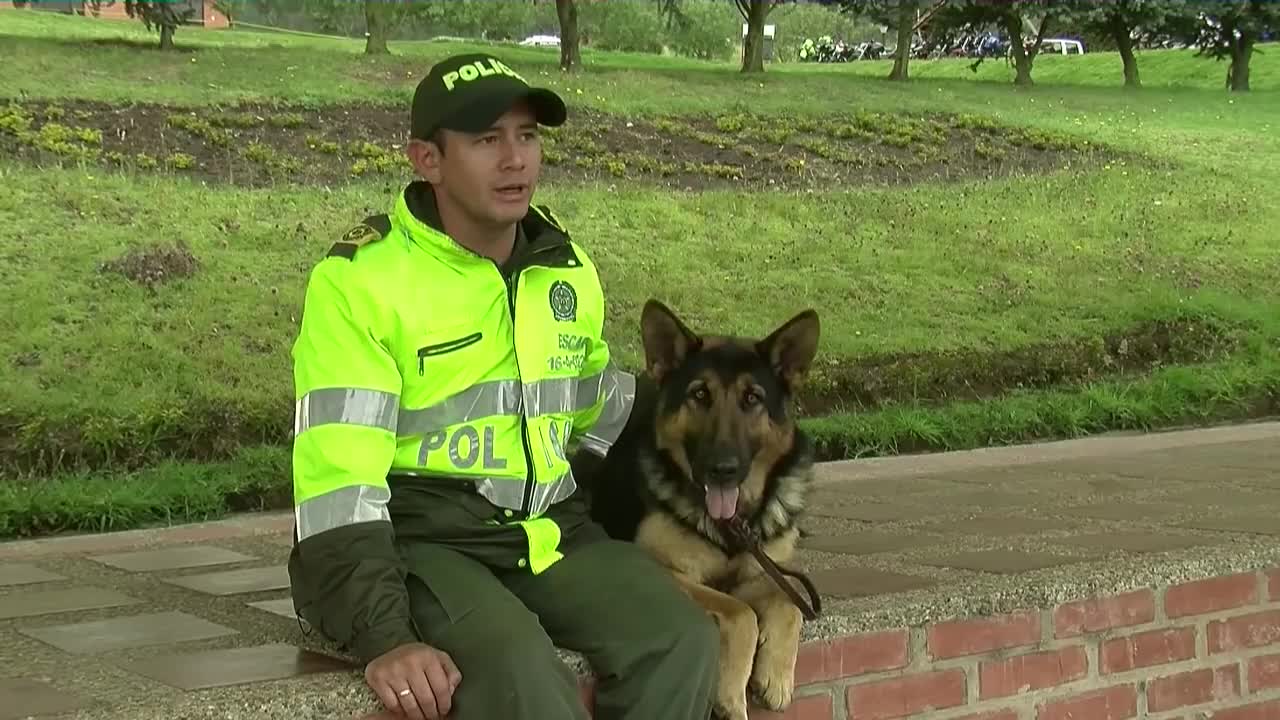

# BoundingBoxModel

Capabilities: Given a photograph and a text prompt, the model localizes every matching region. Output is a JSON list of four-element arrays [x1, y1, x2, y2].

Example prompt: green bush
[[666, 0, 739, 61], [413, 0, 558, 42], [577, 1, 665, 54]]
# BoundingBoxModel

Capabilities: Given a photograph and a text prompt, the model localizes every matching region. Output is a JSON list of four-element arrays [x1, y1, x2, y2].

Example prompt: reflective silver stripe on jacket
[[581, 365, 636, 457], [295, 485, 391, 540], [397, 372, 619, 435], [397, 379, 523, 435], [389, 469, 576, 516], [294, 388, 399, 436]]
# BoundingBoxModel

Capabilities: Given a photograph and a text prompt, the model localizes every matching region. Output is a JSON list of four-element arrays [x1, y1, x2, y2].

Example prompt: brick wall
[[576, 565, 1280, 720]]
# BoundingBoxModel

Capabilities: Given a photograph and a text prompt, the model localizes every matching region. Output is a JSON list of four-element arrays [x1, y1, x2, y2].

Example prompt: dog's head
[[639, 299, 820, 521]]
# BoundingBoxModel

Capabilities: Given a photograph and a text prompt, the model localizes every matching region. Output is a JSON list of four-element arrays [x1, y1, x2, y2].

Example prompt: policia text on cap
[[285, 53, 720, 720]]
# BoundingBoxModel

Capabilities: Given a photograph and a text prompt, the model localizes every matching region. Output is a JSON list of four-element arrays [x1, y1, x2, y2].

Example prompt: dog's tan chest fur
[[634, 513, 800, 588]]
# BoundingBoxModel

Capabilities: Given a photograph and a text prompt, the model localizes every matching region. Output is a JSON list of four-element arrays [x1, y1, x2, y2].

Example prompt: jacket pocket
[[417, 332, 482, 374]]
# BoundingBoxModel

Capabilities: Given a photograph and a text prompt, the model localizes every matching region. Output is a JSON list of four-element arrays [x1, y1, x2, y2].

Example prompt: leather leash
[[722, 518, 822, 622]]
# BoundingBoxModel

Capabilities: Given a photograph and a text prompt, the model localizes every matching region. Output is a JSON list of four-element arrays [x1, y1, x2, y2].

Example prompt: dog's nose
[[709, 458, 740, 482]]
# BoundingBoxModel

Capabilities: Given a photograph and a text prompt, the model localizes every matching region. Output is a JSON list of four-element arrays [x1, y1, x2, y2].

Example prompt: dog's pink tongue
[[705, 485, 740, 520]]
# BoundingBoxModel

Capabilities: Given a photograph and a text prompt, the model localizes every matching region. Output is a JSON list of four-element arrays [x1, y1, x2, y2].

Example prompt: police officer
[[286, 53, 719, 720]]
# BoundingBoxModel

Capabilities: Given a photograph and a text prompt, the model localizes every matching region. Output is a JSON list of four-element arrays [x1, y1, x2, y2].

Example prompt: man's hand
[[365, 642, 462, 719]]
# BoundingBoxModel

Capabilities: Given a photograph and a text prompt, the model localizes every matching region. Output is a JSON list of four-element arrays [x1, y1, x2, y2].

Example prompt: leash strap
[[723, 519, 822, 622]]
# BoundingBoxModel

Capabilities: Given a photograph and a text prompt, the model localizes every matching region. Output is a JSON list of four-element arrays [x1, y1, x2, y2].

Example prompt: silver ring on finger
[[398, 688, 412, 697]]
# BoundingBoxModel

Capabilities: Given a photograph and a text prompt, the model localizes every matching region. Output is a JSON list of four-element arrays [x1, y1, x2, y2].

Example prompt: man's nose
[[499, 137, 526, 169]]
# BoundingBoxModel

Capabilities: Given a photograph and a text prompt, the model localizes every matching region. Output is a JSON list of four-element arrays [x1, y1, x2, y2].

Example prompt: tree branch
[[913, 0, 948, 32]]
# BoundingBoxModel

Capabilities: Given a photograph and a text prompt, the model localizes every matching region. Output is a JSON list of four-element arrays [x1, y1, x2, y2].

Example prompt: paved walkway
[[1, 422, 1278, 720]]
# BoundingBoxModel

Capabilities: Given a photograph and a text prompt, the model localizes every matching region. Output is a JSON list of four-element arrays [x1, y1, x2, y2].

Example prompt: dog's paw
[[712, 694, 749, 720], [749, 645, 796, 711]]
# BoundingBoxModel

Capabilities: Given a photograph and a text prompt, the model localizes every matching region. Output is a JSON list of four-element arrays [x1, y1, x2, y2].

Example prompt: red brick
[[1100, 627, 1197, 674], [749, 693, 834, 720], [1210, 699, 1280, 720], [955, 712, 1020, 720], [1209, 610, 1280, 654], [1036, 685, 1137, 720], [928, 610, 1040, 659], [845, 669, 967, 720], [1148, 666, 1240, 712], [794, 631, 909, 684], [1054, 590, 1156, 638], [980, 646, 1089, 699], [1269, 569, 1280, 602], [1249, 654, 1280, 694], [1165, 573, 1259, 618]]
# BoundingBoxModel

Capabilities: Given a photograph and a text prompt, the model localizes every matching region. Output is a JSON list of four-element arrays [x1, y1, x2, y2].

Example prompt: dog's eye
[[690, 386, 710, 404], [743, 389, 763, 407]]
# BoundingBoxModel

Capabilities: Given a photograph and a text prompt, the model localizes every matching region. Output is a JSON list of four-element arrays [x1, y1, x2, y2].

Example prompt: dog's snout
[[708, 457, 740, 483]]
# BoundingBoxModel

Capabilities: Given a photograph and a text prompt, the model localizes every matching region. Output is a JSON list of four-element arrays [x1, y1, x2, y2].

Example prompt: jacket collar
[[394, 180, 576, 272]]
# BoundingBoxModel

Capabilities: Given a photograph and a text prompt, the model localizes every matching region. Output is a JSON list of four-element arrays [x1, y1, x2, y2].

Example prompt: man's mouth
[[704, 484, 739, 520], [494, 183, 528, 201]]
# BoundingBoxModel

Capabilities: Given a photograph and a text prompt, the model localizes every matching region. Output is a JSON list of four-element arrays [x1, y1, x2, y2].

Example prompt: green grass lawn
[[2, 11, 1278, 537]]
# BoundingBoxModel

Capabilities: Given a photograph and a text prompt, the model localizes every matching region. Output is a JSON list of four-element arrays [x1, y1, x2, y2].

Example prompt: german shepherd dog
[[583, 299, 821, 720]]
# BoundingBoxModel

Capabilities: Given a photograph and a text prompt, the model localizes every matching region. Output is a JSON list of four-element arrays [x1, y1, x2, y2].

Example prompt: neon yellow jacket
[[286, 181, 634, 662]]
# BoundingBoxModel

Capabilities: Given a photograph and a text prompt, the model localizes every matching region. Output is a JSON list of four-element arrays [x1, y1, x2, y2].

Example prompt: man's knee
[[664, 590, 720, 670], [441, 609, 586, 717], [617, 570, 719, 672], [447, 607, 563, 679]]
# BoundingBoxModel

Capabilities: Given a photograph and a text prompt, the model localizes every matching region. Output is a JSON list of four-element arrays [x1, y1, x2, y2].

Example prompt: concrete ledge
[[4, 422, 1276, 719]]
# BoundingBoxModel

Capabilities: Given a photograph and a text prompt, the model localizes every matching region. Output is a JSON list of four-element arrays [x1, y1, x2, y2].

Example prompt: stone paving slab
[[0, 586, 139, 620], [163, 566, 290, 596], [119, 643, 354, 691], [0, 563, 66, 587], [247, 598, 297, 619], [1048, 530, 1220, 553], [0, 421, 1278, 720], [19, 610, 239, 654], [0, 676, 92, 719], [917, 548, 1088, 574], [89, 545, 257, 572]]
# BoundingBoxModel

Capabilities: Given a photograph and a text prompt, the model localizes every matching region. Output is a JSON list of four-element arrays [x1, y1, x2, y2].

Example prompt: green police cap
[[410, 53, 567, 140]]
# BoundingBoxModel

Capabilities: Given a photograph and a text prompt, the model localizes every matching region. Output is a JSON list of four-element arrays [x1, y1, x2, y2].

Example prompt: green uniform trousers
[[388, 480, 719, 720]]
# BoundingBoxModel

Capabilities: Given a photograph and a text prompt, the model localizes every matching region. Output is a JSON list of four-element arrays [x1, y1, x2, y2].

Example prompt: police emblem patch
[[342, 223, 380, 246], [549, 280, 577, 322]]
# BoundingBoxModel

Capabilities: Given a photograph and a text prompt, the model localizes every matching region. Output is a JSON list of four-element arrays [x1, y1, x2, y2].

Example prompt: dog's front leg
[[734, 573, 804, 711], [670, 573, 758, 720]]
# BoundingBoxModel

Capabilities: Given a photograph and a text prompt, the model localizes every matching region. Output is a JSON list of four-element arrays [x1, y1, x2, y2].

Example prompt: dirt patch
[[796, 315, 1244, 415], [99, 241, 200, 289], [0, 98, 1122, 191]]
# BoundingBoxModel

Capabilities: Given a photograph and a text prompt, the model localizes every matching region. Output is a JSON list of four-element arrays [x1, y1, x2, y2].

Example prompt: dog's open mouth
[[704, 484, 739, 520]]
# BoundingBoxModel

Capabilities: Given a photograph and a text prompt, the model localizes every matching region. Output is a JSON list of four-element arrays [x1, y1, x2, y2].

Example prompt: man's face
[[413, 100, 543, 228]]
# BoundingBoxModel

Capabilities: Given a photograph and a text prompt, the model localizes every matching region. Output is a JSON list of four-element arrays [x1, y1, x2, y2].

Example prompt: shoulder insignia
[[326, 214, 392, 260]]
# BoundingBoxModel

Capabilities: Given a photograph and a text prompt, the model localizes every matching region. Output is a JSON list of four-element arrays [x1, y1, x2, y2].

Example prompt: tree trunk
[[364, 0, 390, 55], [1228, 35, 1252, 92], [740, 0, 769, 73], [1114, 26, 1139, 88], [1003, 16, 1032, 86], [1005, 10, 1048, 87], [556, 0, 581, 72], [159, 23, 174, 50], [887, 0, 915, 82]]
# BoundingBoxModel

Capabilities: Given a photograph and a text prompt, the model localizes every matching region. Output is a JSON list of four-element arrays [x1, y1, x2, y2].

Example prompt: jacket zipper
[[417, 332, 483, 375], [505, 244, 563, 519]]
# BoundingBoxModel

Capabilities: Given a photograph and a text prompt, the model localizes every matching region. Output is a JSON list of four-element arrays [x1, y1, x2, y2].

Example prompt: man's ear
[[405, 137, 442, 184], [640, 299, 701, 383], [756, 309, 820, 391]]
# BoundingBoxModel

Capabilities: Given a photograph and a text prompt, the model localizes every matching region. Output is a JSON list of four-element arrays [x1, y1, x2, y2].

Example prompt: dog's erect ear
[[640, 299, 701, 382], [757, 309, 820, 390]]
